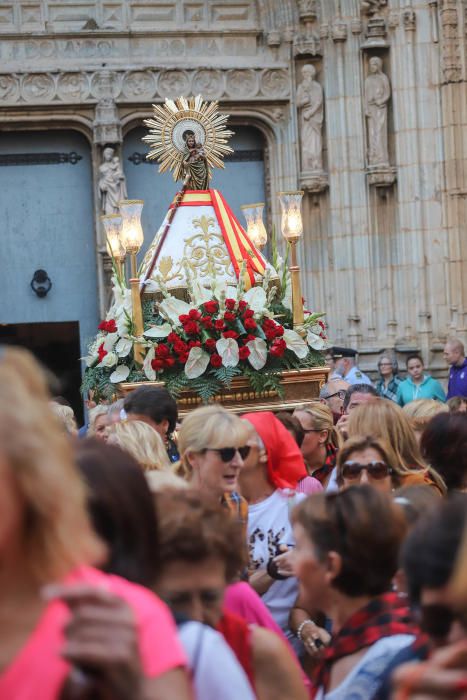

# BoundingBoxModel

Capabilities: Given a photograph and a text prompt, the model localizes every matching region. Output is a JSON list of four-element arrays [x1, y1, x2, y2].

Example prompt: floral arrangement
[[83, 254, 328, 403]]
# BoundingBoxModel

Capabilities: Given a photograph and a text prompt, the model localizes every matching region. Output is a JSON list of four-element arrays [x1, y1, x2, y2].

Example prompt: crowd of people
[[1, 341, 466, 699]]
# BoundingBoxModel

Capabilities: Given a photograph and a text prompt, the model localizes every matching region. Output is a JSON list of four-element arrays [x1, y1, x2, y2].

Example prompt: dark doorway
[[0, 321, 83, 425]]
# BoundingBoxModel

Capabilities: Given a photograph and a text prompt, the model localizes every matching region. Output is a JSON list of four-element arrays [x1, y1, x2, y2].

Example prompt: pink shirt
[[0, 566, 186, 700]]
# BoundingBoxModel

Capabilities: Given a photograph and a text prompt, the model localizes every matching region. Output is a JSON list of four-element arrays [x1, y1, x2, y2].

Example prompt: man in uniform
[[333, 347, 372, 386]]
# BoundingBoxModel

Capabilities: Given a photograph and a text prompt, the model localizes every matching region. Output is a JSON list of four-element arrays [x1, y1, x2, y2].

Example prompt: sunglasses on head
[[341, 461, 393, 480], [417, 603, 467, 640], [204, 446, 251, 462]]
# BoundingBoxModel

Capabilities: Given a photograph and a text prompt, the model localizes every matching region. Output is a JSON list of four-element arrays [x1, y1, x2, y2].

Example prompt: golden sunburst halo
[[142, 95, 234, 183]]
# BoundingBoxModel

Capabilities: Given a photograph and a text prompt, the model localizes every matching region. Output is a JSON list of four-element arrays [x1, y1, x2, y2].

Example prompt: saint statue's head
[[369, 57, 383, 74], [302, 64, 317, 81], [183, 130, 196, 148], [103, 146, 115, 161]]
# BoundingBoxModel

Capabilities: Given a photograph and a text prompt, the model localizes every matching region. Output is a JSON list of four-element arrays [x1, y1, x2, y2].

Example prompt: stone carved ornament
[[364, 57, 391, 168], [0, 68, 291, 105], [98, 146, 128, 215], [361, 0, 387, 16]]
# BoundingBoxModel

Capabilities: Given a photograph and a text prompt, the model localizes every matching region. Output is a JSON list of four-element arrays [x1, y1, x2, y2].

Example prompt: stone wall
[[1, 0, 466, 377]]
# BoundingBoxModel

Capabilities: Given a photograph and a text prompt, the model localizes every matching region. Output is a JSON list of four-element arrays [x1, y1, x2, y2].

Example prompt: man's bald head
[[444, 338, 466, 367]]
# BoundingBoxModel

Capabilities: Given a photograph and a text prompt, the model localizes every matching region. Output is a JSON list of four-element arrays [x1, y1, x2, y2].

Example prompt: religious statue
[[98, 146, 128, 214], [182, 130, 210, 190], [361, 0, 386, 16], [296, 64, 324, 172], [364, 57, 391, 167]]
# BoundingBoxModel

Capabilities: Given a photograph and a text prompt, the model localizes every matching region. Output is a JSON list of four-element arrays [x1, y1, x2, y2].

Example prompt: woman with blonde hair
[[0, 346, 190, 698], [348, 398, 446, 494], [50, 401, 78, 436], [107, 419, 171, 472], [402, 398, 449, 444], [177, 404, 251, 511], [87, 403, 109, 440], [293, 402, 342, 490]]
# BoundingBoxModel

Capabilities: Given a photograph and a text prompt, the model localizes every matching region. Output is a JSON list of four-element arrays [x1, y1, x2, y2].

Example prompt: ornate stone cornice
[[0, 67, 291, 106]]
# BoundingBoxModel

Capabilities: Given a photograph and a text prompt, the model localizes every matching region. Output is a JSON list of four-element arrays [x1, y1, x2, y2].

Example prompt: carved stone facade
[[1, 0, 467, 377]]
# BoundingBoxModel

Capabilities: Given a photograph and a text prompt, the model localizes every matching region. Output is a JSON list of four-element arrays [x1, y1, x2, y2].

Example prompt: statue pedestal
[[120, 367, 329, 416], [367, 165, 396, 187], [300, 170, 329, 193]]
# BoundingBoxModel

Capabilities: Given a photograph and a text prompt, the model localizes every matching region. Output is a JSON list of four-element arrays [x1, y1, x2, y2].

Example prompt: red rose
[[173, 340, 188, 355], [270, 339, 286, 358], [239, 346, 250, 360], [184, 321, 200, 336], [155, 343, 170, 358], [265, 329, 276, 342], [97, 343, 107, 363], [274, 325, 285, 337], [107, 320, 117, 333], [223, 330, 239, 340], [179, 314, 189, 324], [98, 320, 107, 331], [214, 320, 225, 331], [178, 353, 189, 364], [188, 340, 201, 349], [188, 309, 201, 320], [244, 318, 257, 330], [151, 359, 164, 371], [238, 300, 248, 311], [167, 332, 180, 343], [210, 353, 223, 368], [225, 298, 236, 310], [243, 309, 255, 319], [246, 334, 257, 343], [223, 311, 236, 322], [164, 357, 176, 368], [319, 320, 325, 329], [262, 319, 276, 331], [205, 338, 217, 352], [203, 301, 218, 314], [201, 316, 214, 329]]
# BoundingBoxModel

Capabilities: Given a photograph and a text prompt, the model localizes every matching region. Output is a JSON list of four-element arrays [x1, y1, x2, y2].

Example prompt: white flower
[[98, 351, 118, 368], [216, 338, 239, 368], [159, 296, 192, 326], [103, 333, 119, 352], [110, 365, 130, 383], [246, 338, 268, 370], [306, 330, 326, 350], [85, 352, 99, 368], [283, 329, 308, 359], [185, 347, 210, 379], [191, 281, 213, 306], [115, 338, 133, 357], [144, 323, 172, 338], [242, 286, 267, 314], [143, 346, 157, 381]]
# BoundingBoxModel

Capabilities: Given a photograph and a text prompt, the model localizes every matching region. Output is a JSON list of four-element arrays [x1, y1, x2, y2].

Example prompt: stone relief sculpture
[[365, 56, 391, 167], [296, 64, 324, 172], [98, 146, 128, 214]]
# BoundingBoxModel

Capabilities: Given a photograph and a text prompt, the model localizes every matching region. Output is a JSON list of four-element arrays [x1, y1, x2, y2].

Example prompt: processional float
[[83, 96, 329, 414]]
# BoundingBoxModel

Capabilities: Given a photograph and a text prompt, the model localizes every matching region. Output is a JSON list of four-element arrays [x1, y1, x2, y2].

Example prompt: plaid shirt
[[376, 375, 402, 402], [310, 442, 338, 485], [311, 592, 419, 698]]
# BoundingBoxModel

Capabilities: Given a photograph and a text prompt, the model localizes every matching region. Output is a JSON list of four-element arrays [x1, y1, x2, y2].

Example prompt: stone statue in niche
[[98, 146, 128, 214], [296, 64, 324, 172], [365, 57, 391, 167]]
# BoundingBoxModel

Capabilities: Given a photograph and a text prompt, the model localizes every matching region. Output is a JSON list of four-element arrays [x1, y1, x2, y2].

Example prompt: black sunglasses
[[204, 446, 250, 462], [323, 389, 347, 400], [418, 603, 467, 640], [341, 461, 393, 481]]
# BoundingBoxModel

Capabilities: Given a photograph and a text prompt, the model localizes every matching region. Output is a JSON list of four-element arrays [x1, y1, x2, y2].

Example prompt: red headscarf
[[242, 411, 307, 490]]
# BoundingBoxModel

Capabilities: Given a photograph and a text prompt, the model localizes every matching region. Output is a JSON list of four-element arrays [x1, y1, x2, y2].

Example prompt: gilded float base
[[120, 367, 329, 416]]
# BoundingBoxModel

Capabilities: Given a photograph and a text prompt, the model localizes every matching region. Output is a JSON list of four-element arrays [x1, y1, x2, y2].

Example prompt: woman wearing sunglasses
[[336, 435, 402, 493], [177, 405, 251, 522]]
